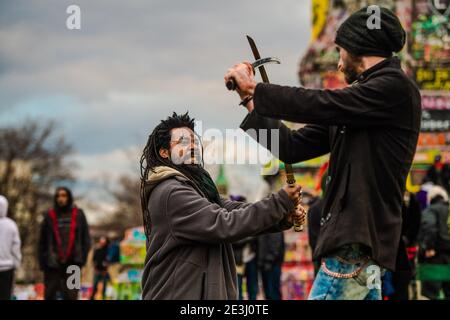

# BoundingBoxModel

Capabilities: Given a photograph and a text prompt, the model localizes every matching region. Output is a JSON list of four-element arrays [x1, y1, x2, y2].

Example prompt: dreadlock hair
[[139, 112, 222, 238]]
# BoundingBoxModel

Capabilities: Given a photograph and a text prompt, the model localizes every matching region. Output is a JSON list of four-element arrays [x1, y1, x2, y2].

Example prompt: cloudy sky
[[0, 0, 312, 218]]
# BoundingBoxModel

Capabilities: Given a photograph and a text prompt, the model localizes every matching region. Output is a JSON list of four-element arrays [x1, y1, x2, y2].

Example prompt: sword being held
[[241, 35, 305, 232], [285, 164, 304, 232], [226, 57, 280, 91]]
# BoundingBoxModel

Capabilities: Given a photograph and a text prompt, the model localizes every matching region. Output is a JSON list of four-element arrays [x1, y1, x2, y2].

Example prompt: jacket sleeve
[[252, 74, 411, 128], [38, 214, 48, 270], [11, 222, 22, 269], [419, 208, 438, 251], [221, 197, 294, 234], [166, 183, 295, 244], [240, 111, 330, 164], [220, 199, 251, 211], [256, 217, 293, 235]]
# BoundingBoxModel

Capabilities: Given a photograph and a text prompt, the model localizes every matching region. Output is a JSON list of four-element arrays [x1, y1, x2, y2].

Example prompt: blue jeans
[[309, 244, 383, 300]]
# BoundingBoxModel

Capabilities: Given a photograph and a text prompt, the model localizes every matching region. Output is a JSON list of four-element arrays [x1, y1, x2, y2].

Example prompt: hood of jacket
[[0, 195, 8, 218], [145, 166, 189, 194], [427, 185, 449, 205]]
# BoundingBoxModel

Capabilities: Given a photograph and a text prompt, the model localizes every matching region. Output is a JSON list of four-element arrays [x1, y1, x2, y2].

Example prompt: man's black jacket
[[241, 57, 421, 270]]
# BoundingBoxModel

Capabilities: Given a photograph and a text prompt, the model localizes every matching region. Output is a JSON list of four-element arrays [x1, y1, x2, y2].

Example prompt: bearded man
[[224, 7, 421, 300], [139, 112, 304, 300]]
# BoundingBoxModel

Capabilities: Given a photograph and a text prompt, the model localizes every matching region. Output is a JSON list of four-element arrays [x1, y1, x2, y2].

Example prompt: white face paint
[[169, 127, 203, 165]]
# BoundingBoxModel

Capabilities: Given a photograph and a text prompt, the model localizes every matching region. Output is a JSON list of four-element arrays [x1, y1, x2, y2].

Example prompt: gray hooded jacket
[[0, 195, 22, 272], [141, 166, 295, 300]]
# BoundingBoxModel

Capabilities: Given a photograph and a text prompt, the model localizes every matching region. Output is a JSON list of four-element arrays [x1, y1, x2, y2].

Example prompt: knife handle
[[292, 186, 304, 233], [226, 78, 237, 91]]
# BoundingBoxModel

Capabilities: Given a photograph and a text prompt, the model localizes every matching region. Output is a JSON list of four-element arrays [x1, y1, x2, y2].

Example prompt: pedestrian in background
[[0, 195, 22, 300], [230, 195, 259, 300], [38, 187, 91, 300], [423, 155, 450, 195], [90, 236, 110, 300], [418, 186, 450, 299], [257, 232, 285, 300]]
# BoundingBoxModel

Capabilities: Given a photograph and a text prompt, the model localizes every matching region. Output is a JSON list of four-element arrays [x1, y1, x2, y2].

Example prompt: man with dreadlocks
[[140, 112, 304, 300]]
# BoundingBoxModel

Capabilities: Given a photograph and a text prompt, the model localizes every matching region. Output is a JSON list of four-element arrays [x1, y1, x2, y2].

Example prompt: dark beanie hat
[[335, 6, 406, 57]]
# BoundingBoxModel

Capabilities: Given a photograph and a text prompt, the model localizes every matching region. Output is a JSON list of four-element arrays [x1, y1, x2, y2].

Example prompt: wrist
[[239, 81, 257, 98], [246, 100, 254, 113], [245, 82, 257, 112], [239, 95, 253, 108], [248, 81, 257, 96]]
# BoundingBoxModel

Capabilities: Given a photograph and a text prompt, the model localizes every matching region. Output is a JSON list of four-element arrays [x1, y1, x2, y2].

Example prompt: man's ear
[[159, 148, 170, 159]]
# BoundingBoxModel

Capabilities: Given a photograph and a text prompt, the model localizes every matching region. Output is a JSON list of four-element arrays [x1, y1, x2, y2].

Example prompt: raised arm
[[240, 111, 330, 164], [252, 73, 412, 127]]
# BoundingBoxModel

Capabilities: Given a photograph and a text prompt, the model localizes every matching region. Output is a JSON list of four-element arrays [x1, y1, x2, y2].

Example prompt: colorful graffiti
[[421, 93, 450, 110], [415, 67, 450, 90]]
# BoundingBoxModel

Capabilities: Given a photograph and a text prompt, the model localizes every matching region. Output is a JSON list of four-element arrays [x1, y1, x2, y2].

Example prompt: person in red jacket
[[38, 187, 91, 300]]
